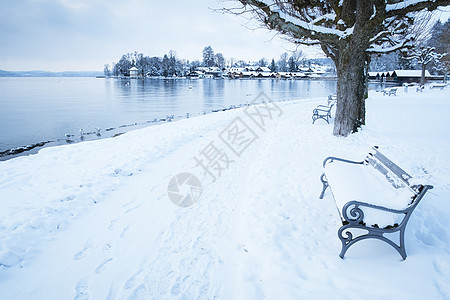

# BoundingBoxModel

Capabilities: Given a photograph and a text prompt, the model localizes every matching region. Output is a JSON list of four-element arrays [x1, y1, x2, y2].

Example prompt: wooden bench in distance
[[327, 94, 337, 105], [430, 83, 446, 90], [319, 146, 433, 260]]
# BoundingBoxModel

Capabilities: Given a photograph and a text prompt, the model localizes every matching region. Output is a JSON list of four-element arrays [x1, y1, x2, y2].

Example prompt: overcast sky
[[1, 0, 449, 72]]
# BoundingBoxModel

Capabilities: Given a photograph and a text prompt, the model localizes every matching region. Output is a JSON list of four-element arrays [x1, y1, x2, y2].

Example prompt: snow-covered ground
[[0, 86, 449, 299]]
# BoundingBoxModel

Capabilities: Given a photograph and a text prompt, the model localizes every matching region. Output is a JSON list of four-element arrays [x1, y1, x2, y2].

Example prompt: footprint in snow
[[433, 258, 450, 275], [74, 278, 90, 300], [124, 270, 144, 290], [108, 219, 119, 231], [120, 225, 132, 238], [125, 205, 139, 214], [95, 258, 113, 274], [122, 200, 136, 208], [103, 242, 113, 256], [74, 240, 94, 261]]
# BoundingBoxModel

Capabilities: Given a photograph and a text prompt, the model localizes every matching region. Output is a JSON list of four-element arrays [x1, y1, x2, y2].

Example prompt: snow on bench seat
[[325, 159, 415, 228], [319, 147, 433, 259]]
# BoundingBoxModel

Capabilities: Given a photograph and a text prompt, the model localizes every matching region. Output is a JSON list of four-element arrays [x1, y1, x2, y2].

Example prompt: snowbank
[[0, 87, 449, 299]]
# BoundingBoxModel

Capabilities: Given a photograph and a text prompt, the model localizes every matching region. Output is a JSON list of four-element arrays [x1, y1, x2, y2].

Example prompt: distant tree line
[[104, 51, 188, 77], [105, 18, 447, 78], [104, 46, 335, 77]]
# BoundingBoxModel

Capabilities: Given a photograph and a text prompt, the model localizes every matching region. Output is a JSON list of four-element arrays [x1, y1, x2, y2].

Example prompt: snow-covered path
[[1, 88, 450, 299]]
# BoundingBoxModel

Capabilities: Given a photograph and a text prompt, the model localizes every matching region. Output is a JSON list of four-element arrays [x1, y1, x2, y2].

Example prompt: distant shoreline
[[0, 70, 103, 77]]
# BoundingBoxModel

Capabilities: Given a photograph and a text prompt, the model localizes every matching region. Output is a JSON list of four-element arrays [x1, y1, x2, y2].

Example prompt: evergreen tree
[[427, 19, 450, 74], [269, 59, 277, 72], [288, 56, 297, 72], [162, 54, 169, 77]]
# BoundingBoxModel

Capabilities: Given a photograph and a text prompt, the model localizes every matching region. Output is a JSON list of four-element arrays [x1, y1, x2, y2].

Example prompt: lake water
[[0, 77, 337, 159]]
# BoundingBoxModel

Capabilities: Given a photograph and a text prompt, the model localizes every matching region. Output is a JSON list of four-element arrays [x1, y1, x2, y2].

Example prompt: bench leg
[[338, 225, 407, 260], [316, 115, 329, 124], [312, 114, 330, 124], [319, 173, 328, 199]]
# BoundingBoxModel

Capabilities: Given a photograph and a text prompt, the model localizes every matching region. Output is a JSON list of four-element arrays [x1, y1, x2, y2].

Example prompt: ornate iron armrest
[[322, 156, 364, 168], [342, 200, 408, 225]]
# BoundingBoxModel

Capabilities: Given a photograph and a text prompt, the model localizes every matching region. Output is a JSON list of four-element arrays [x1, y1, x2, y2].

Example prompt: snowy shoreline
[[0, 88, 449, 299]]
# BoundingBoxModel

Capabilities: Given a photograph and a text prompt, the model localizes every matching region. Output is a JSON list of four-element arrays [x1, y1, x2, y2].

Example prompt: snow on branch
[[311, 13, 337, 24], [386, 0, 431, 12], [281, 13, 352, 39], [386, 0, 450, 17], [237, 0, 353, 42], [366, 35, 414, 54], [406, 46, 446, 65]]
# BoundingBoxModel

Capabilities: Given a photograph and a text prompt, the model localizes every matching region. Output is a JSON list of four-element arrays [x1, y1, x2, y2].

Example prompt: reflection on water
[[0, 77, 336, 157]]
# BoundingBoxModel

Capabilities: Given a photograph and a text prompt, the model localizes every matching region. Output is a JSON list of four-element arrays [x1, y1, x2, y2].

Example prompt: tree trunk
[[333, 0, 371, 137], [421, 64, 426, 86], [333, 43, 368, 136]]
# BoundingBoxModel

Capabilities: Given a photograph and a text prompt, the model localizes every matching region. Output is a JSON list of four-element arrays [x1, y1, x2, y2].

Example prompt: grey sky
[[0, 0, 449, 71], [0, 0, 309, 71]]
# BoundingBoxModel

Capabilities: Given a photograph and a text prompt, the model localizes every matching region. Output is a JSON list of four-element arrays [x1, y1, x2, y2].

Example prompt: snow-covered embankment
[[0, 87, 449, 299]]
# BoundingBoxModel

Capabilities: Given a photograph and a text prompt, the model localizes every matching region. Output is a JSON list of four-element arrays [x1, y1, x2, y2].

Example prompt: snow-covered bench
[[327, 94, 337, 105], [319, 146, 433, 260], [312, 102, 335, 124], [430, 83, 445, 90], [383, 87, 397, 96]]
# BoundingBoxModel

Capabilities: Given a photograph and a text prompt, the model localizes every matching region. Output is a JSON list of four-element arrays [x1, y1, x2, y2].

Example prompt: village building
[[129, 66, 139, 78], [368, 70, 432, 84]]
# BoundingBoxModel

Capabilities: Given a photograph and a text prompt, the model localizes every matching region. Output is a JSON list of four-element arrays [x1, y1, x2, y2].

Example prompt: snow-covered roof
[[368, 72, 379, 76], [129, 67, 138, 71], [257, 72, 273, 77], [258, 67, 272, 72], [393, 70, 431, 78], [379, 71, 393, 76], [228, 67, 245, 73]]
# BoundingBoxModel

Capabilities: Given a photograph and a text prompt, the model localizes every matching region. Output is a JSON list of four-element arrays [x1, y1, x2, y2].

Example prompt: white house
[[129, 66, 139, 78]]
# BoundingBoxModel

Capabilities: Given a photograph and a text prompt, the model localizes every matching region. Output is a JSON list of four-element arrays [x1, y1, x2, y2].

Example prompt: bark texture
[[333, 0, 372, 136]]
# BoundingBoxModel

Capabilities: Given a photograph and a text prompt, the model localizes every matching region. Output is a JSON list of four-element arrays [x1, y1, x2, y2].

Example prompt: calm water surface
[[0, 77, 337, 158]]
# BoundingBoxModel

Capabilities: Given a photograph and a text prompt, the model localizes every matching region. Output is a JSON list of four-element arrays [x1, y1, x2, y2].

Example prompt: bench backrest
[[328, 103, 335, 111], [365, 146, 419, 196]]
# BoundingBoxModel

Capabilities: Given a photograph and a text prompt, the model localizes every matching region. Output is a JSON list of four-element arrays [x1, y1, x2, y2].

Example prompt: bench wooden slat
[[368, 148, 415, 192]]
